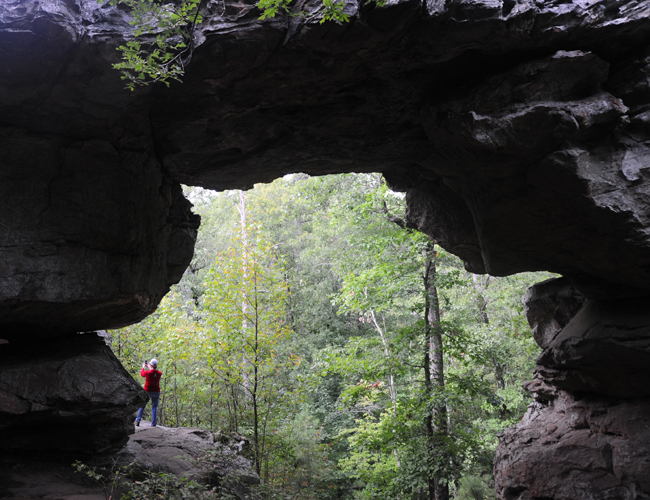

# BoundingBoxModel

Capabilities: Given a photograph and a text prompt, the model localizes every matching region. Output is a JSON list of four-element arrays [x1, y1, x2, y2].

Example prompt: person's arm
[[141, 362, 150, 377]]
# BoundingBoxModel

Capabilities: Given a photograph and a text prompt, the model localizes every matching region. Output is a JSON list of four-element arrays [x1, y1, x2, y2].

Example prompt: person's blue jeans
[[136, 392, 160, 427]]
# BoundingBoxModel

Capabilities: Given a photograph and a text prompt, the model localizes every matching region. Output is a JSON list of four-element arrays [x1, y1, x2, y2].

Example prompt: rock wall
[[1, 0, 650, 496], [397, 47, 650, 286], [0, 2, 200, 452], [0, 136, 199, 337], [496, 392, 650, 500], [0, 1, 201, 335], [2, 0, 649, 328], [496, 278, 650, 499]]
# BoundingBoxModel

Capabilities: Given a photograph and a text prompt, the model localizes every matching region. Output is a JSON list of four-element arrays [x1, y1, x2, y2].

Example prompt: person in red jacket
[[135, 359, 162, 427]]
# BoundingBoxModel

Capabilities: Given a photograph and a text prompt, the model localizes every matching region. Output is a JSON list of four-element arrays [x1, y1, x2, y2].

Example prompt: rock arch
[[1, 1, 650, 497]]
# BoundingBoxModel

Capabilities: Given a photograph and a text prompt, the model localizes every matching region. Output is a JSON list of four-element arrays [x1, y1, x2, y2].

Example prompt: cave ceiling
[[1, 0, 650, 334]]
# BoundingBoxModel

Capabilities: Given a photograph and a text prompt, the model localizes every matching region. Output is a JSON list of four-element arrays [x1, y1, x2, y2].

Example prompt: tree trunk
[[369, 309, 401, 468], [369, 309, 397, 408], [252, 334, 261, 476], [160, 371, 167, 426], [210, 381, 214, 431], [423, 243, 449, 500], [238, 191, 252, 395], [472, 274, 490, 325], [231, 382, 239, 433], [174, 363, 179, 426]]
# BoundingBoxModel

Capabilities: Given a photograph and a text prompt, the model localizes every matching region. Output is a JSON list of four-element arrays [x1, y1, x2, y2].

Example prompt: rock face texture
[[0, 2, 201, 337], [0, 332, 146, 455], [117, 426, 259, 497], [496, 392, 650, 500], [0, 142, 200, 337], [1, 1, 649, 323], [1, 0, 650, 498], [397, 45, 650, 285], [496, 278, 650, 499]]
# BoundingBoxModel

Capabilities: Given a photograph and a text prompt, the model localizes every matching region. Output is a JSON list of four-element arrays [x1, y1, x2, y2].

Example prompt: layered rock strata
[[1, 0, 649, 326], [496, 392, 650, 500], [0, 135, 200, 337], [398, 47, 650, 287], [496, 278, 650, 499]]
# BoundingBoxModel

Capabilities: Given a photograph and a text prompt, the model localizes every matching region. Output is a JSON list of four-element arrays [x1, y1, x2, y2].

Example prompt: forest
[[111, 173, 550, 500]]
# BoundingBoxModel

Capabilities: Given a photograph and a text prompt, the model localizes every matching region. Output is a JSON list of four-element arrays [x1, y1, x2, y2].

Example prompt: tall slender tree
[[203, 214, 298, 476], [423, 243, 449, 500]]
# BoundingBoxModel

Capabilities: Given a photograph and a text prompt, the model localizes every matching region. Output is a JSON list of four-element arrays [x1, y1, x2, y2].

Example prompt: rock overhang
[[2, 2, 650, 494], [149, 0, 650, 290], [0, 0, 650, 325]]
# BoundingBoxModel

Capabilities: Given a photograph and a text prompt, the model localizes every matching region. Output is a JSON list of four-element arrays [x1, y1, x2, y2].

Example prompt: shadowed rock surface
[[1, 0, 649, 324], [0, 332, 146, 456], [0, 459, 106, 500], [1, 1, 650, 316], [0, 136, 200, 337], [522, 277, 586, 350], [536, 296, 650, 398], [497, 279, 650, 499], [0, 424, 258, 500], [1, 0, 650, 498]]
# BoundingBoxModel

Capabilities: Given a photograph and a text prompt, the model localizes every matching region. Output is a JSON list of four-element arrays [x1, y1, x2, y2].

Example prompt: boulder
[[0, 425, 259, 500], [116, 426, 259, 498], [0, 332, 146, 455]]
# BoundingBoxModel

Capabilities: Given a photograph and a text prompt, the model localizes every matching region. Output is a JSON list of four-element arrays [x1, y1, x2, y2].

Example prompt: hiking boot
[[135, 420, 140, 427]]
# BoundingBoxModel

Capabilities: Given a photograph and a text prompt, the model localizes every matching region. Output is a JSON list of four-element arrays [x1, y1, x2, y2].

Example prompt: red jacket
[[140, 368, 162, 392]]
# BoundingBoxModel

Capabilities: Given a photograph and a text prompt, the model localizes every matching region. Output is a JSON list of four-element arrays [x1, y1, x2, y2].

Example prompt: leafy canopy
[[110, 174, 552, 499]]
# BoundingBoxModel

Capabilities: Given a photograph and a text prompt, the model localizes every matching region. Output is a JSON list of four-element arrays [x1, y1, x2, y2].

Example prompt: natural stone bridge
[[1, 0, 650, 498]]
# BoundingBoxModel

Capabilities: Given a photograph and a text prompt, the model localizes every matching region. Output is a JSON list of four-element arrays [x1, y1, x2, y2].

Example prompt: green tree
[[110, 173, 549, 499], [202, 195, 299, 477], [311, 179, 445, 498], [311, 177, 546, 499]]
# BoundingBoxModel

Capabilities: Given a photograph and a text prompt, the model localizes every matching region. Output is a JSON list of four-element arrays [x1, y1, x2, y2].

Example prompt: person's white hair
[[150, 358, 158, 367]]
